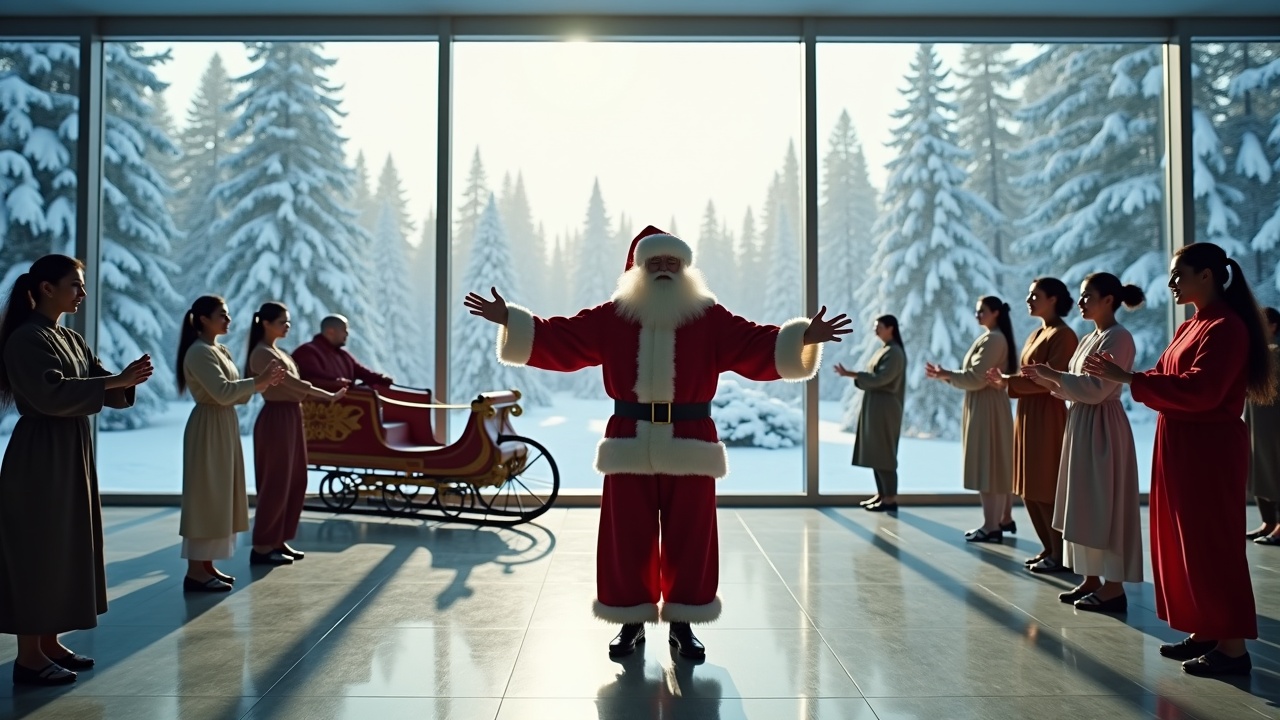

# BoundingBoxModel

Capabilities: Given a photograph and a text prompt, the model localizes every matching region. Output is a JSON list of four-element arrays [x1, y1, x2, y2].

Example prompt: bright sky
[[147, 40, 1007, 249]]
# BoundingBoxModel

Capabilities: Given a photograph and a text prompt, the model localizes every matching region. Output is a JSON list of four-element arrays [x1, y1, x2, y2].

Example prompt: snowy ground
[[0, 392, 1156, 496]]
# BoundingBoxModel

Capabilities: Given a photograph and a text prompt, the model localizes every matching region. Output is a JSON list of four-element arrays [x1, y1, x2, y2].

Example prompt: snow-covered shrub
[[712, 378, 802, 449]]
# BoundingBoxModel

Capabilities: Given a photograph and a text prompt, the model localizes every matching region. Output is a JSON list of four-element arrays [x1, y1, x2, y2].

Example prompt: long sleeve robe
[[851, 343, 906, 471], [1006, 322, 1078, 502], [0, 315, 134, 634], [1130, 301, 1256, 638], [180, 341, 257, 541], [945, 330, 1013, 493]]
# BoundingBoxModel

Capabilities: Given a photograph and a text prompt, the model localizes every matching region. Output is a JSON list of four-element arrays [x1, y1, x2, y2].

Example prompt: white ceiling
[[4, 0, 1280, 17]]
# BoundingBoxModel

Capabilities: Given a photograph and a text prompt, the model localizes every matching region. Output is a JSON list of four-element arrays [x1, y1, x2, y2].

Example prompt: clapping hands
[[833, 363, 858, 379], [464, 288, 510, 326], [254, 359, 287, 391], [119, 354, 154, 388]]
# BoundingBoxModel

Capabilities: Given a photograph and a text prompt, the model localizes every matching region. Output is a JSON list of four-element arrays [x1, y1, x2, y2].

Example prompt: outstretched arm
[[466, 287, 604, 372]]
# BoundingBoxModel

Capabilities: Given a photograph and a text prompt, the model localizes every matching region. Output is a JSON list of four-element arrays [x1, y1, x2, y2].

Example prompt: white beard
[[611, 266, 717, 329]]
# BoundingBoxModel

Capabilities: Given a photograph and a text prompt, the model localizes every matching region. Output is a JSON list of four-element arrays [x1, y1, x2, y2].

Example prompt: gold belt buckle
[[651, 402, 672, 424]]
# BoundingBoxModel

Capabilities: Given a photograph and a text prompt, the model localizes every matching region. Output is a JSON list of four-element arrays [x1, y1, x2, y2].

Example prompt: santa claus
[[464, 225, 850, 660]]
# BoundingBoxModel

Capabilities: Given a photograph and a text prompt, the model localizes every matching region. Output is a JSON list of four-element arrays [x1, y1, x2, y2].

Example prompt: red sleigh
[[300, 386, 560, 526]]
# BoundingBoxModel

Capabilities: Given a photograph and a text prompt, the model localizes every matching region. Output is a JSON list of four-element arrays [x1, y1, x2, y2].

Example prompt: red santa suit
[[496, 226, 821, 624]]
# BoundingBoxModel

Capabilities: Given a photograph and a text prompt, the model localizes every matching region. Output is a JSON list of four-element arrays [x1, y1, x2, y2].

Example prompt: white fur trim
[[660, 597, 723, 624], [594, 422, 729, 479], [497, 304, 534, 366], [593, 600, 660, 624], [633, 324, 675, 402], [776, 317, 822, 381], [634, 233, 693, 267]]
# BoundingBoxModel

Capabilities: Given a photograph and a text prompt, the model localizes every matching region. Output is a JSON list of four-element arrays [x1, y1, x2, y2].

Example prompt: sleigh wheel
[[477, 435, 560, 523], [318, 471, 360, 511], [381, 483, 423, 513], [435, 483, 475, 518]]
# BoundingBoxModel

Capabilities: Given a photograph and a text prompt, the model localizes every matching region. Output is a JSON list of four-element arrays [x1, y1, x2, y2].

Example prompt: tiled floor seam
[[732, 510, 871, 702], [493, 513, 563, 720]]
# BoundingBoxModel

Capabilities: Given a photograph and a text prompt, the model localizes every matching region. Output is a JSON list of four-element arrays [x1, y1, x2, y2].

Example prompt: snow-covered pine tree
[[171, 52, 238, 299], [370, 199, 429, 386], [1012, 44, 1169, 369], [1213, 44, 1280, 306], [736, 207, 763, 318], [858, 43, 1000, 439], [500, 172, 545, 310], [351, 150, 378, 232], [454, 147, 488, 278], [819, 109, 879, 402], [955, 44, 1022, 298], [696, 200, 737, 310], [569, 179, 615, 399], [410, 209, 436, 387], [451, 196, 549, 405], [98, 42, 184, 429], [208, 42, 373, 385], [762, 205, 803, 404], [0, 42, 79, 286]]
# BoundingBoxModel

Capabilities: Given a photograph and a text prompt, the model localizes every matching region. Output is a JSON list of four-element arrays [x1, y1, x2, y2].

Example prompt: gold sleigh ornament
[[303, 401, 364, 442]]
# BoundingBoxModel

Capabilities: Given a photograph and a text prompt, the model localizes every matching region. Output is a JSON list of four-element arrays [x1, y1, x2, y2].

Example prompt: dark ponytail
[[981, 296, 1017, 374], [1083, 272, 1145, 311], [1175, 242, 1277, 405], [876, 314, 906, 364], [177, 295, 225, 394], [0, 255, 85, 408], [1033, 277, 1074, 318], [1263, 307, 1280, 339], [244, 302, 287, 376]]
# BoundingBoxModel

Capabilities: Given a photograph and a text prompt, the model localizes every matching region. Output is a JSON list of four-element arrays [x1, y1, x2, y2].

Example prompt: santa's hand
[[463, 287, 509, 326], [803, 307, 853, 344]]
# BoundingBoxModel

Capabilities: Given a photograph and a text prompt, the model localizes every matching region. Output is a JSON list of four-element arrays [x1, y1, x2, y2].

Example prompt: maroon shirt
[[291, 335, 392, 391]]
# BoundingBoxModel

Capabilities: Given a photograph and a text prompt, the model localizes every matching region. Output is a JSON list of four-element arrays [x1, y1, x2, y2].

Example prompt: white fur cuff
[[593, 600, 660, 624], [634, 233, 694, 267], [496, 303, 534, 366], [776, 317, 822, 381], [660, 597, 723, 624]]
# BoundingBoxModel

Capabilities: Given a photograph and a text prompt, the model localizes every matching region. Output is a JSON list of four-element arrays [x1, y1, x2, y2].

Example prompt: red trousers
[[595, 473, 721, 625], [252, 401, 309, 547]]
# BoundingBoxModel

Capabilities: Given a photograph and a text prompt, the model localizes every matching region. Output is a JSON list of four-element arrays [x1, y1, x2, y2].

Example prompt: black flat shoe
[[1000, 521, 1017, 534], [250, 549, 294, 566], [12, 662, 75, 686], [608, 623, 645, 657], [279, 545, 305, 560], [1059, 587, 1094, 604], [1028, 557, 1071, 574], [1246, 526, 1274, 540], [668, 622, 706, 660], [211, 572, 235, 585], [1024, 554, 1047, 566], [1074, 592, 1127, 613], [184, 576, 232, 593], [865, 503, 898, 513], [1183, 650, 1252, 676], [1254, 534, 1280, 546], [965, 528, 1002, 543], [49, 653, 93, 670], [1159, 636, 1218, 661], [858, 497, 880, 507]]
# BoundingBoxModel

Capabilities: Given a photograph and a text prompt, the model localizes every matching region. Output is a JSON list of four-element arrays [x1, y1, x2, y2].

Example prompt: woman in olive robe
[[0, 255, 153, 686], [835, 315, 907, 511]]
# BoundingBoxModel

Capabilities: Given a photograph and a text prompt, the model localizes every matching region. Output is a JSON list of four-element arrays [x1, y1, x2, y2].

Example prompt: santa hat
[[625, 225, 694, 272]]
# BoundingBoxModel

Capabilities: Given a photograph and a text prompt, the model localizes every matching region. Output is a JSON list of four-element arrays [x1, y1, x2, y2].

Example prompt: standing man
[[292, 315, 393, 392], [464, 225, 850, 659]]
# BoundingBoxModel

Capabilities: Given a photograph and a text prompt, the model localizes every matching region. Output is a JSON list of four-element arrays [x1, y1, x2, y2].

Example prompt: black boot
[[668, 622, 706, 660], [608, 623, 645, 657]]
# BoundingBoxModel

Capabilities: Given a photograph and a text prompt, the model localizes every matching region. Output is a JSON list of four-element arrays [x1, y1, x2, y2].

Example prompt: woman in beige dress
[[835, 314, 907, 512], [1250, 307, 1280, 544], [246, 302, 344, 565], [1024, 273, 1144, 613], [176, 296, 283, 592], [926, 296, 1015, 542]]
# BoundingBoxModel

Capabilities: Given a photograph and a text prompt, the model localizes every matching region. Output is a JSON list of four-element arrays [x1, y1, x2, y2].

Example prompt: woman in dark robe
[[1085, 242, 1277, 677], [0, 255, 153, 686]]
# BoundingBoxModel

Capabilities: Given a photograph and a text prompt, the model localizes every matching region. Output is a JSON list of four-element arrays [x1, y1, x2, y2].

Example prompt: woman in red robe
[[1084, 242, 1277, 677]]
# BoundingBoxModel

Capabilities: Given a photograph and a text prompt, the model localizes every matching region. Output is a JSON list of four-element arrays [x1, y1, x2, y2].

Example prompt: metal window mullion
[[802, 19, 819, 500], [434, 21, 454, 438], [1162, 27, 1195, 330], [74, 32, 105, 352]]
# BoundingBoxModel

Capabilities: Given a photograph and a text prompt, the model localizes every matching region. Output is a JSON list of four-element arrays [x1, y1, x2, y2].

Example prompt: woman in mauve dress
[[1085, 242, 1278, 677]]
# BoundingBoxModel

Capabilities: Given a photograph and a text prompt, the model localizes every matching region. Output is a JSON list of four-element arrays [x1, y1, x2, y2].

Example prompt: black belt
[[613, 400, 712, 424]]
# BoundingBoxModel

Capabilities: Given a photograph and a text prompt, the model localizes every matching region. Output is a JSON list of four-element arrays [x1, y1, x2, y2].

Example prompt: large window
[[816, 42, 1169, 494], [94, 40, 438, 492], [449, 41, 805, 494], [0, 39, 80, 433], [1192, 40, 1280, 310]]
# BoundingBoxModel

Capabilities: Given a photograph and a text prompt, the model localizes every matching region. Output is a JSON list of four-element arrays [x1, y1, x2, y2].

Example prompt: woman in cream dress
[[176, 296, 283, 592], [1024, 273, 1144, 613], [926, 296, 1015, 543]]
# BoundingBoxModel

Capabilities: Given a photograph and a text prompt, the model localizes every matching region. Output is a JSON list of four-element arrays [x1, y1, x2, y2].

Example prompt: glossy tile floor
[[2, 505, 1278, 719]]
